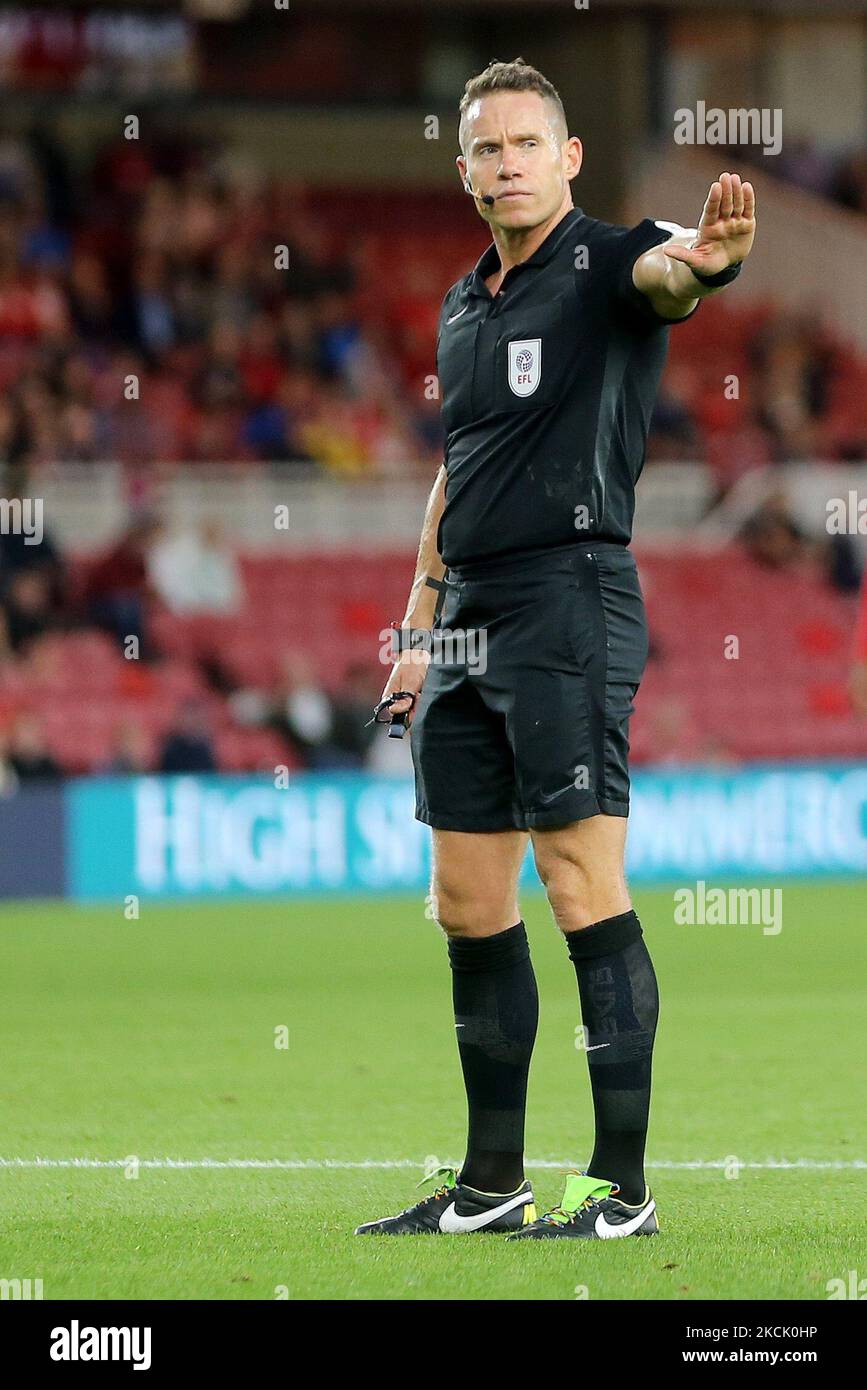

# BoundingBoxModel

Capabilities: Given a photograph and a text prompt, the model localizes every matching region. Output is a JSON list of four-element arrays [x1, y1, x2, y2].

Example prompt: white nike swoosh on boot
[[438, 1190, 530, 1233], [594, 1198, 655, 1238]]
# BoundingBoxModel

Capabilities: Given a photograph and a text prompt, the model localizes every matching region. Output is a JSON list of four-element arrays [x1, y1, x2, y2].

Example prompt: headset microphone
[[463, 177, 495, 207]]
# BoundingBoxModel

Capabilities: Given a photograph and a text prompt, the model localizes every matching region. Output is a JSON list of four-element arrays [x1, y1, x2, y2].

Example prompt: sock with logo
[[564, 909, 658, 1206], [447, 921, 538, 1194]]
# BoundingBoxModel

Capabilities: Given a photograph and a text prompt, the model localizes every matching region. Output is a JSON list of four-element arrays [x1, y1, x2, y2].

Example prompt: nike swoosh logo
[[538, 783, 575, 804], [586, 1043, 610, 1051], [438, 1191, 530, 1233], [594, 1199, 655, 1239], [446, 306, 469, 324]]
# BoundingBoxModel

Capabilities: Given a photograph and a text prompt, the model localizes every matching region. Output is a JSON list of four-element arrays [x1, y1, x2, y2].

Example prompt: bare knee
[[429, 828, 526, 938], [533, 838, 630, 933], [430, 874, 520, 938], [535, 853, 594, 929]]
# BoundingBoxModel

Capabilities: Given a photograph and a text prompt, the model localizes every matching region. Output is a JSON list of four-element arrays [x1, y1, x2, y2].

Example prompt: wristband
[[689, 260, 743, 288], [389, 622, 432, 657]]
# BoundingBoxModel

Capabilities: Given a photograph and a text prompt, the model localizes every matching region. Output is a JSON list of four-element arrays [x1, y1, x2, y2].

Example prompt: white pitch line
[[0, 1157, 864, 1171]]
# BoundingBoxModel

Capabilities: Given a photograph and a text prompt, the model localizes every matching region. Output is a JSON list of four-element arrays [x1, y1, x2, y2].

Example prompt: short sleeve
[[613, 218, 701, 328]]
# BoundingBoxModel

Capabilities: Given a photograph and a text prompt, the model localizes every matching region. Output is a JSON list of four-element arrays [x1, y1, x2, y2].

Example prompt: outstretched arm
[[633, 171, 757, 321]]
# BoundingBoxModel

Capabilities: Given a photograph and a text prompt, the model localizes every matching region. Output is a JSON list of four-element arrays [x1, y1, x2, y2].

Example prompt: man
[[356, 59, 755, 1238]]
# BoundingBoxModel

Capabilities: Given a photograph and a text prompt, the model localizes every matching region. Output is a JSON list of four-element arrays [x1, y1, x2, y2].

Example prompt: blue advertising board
[[63, 764, 867, 901], [0, 783, 66, 898]]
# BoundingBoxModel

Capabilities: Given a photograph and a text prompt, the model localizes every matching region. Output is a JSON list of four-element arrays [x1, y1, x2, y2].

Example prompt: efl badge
[[508, 338, 541, 397]]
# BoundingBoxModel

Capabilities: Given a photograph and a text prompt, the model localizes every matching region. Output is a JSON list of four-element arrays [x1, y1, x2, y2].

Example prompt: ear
[[456, 154, 468, 189], [564, 135, 583, 183]]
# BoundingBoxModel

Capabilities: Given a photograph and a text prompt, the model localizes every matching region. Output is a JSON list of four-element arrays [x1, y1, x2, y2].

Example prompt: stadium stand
[[0, 541, 864, 778], [2, 129, 866, 780], [2, 129, 867, 481]]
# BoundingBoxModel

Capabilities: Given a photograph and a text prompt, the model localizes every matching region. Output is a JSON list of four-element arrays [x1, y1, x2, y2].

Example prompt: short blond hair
[[458, 58, 568, 150]]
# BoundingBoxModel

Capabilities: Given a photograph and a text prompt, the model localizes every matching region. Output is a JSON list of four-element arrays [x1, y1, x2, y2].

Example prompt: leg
[[353, 825, 538, 1234], [430, 826, 528, 938], [532, 814, 659, 1206], [430, 827, 538, 1194], [530, 813, 630, 930]]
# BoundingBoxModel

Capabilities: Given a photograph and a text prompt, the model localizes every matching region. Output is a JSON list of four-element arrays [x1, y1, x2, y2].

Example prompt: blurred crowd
[[0, 123, 444, 484], [1, 123, 867, 493], [2, 484, 861, 786], [0, 509, 387, 787], [646, 309, 857, 484], [2, 120, 867, 783], [773, 136, 867, 216]]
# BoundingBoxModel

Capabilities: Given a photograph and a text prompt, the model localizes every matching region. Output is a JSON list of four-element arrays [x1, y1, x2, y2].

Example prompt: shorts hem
[[415, 804, 527, 832], [524, 794, 629, 828], [415, 795, 629, 832]]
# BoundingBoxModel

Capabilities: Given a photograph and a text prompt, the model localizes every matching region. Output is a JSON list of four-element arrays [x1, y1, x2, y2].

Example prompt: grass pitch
[[0, 883, 864, 1300]]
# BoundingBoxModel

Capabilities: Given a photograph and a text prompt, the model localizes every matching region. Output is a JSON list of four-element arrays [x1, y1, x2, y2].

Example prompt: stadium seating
[[2, 546, 862, 774]]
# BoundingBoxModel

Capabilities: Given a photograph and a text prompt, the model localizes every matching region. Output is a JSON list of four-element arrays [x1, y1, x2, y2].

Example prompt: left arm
[[633, 171, 757, 321]]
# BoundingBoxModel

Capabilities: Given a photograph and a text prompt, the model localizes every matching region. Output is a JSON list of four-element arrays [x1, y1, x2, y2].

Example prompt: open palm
[[665, 171, 756, 275]]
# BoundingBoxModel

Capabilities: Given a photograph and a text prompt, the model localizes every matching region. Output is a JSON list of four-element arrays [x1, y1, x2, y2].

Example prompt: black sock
[[564, 909, 658, 1206], [447, 921, 538, 1194]]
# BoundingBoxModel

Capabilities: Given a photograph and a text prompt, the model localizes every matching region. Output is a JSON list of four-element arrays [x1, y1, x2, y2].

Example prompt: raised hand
[[664, 172, 756, 276]]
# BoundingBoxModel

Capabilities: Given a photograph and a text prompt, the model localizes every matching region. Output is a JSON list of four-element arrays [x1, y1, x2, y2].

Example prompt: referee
[[357, 59, 756, 1238]]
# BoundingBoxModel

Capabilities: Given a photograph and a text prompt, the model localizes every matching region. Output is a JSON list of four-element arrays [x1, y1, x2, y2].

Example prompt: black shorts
[[411, 541, 649, 832]]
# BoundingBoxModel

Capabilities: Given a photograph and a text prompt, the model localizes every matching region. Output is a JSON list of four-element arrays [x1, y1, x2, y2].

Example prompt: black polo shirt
[[435, 206, 699, 568]]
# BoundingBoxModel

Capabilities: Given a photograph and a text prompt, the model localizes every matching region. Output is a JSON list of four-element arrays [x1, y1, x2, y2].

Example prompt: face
[[457, 90, 582, 230]]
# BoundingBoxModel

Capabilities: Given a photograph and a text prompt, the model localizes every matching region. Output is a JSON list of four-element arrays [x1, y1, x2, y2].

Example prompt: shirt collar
[[467, 206, 584, 296]]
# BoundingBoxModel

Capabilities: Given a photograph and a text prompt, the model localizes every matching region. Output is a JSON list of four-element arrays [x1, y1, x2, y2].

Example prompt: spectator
[[740, 493, 810, 571], [85, 514, 161, 656], [158, 700, 217, 773], [0, 514, 63, 598], [330, 662, 381, 766], [103, 722, 152, 775], [2, 569, 55, 654], [7, 713, 62, 781], [831, 149, 867, 215], [269, 652, 335, 769], [640, 697, 704, 768], [0, 728, 18, 795], [148, 519, 242, 614]]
